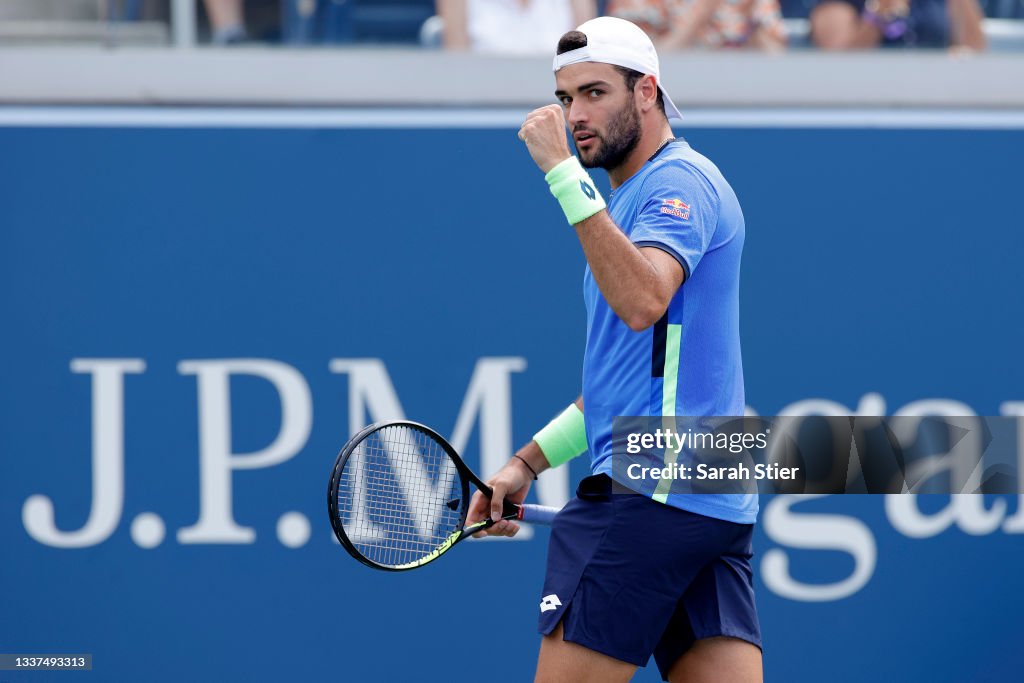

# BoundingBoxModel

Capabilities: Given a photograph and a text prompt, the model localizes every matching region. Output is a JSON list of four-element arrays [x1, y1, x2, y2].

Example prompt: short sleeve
[[630, 162, 721, 280]]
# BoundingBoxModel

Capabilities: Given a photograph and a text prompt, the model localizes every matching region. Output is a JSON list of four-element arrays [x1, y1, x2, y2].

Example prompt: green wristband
[[545, 157, 607, 226], [533, 403, 588, 468]]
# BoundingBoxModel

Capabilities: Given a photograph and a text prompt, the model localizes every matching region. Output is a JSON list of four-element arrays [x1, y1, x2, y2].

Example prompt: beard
[[575, 100, 642, 171]]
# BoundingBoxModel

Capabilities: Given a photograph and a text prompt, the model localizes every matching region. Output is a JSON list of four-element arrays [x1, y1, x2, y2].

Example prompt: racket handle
[[516, 504, 560, 526]]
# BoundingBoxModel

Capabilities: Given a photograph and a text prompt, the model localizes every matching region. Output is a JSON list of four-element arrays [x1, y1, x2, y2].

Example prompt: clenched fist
[[518, 104, 572, 174]]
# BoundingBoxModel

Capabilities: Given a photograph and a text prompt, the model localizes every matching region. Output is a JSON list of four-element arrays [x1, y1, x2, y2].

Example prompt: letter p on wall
[[177, 359, 312, 544]]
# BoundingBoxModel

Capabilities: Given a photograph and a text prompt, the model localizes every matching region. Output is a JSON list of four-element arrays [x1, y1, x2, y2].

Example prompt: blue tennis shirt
[[583, 139, 757, 524]]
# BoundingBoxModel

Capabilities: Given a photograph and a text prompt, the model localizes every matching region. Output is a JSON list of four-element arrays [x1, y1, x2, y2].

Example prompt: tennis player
[[466, 16, 760, 683]]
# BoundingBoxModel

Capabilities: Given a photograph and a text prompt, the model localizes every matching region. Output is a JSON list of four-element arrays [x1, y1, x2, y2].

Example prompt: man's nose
[[568, 100, 588, 128]]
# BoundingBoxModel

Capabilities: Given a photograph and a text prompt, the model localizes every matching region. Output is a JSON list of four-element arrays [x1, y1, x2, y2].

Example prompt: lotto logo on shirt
[[660, 198, 690, 220]]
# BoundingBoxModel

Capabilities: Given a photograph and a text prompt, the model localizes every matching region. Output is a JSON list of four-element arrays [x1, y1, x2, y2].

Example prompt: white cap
[[552, 17, 683, 123]]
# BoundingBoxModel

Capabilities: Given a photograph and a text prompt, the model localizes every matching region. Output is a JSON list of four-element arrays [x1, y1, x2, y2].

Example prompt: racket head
[[328, 421, 475, 571]]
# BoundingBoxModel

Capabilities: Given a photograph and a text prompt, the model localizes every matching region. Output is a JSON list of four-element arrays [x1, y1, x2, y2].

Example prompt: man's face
[[554, 62, 642, 171]]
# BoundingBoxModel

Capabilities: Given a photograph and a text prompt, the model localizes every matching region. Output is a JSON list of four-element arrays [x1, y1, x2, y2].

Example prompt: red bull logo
[[660, 198, 690, 220]]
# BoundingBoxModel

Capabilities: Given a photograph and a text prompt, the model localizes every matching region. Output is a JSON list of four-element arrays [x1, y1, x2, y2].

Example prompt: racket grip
[[516, 504, 560, 526]]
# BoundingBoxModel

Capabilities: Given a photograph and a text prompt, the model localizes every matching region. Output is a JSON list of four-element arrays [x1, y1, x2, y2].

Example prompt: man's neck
[[607, 120, 675, 189]]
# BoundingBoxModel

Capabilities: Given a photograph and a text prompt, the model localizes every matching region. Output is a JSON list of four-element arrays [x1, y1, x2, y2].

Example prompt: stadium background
[[3, 3, 1024, 681]]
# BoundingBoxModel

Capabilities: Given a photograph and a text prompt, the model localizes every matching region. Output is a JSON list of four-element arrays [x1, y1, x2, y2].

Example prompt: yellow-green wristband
[[545, 157, 607, 226], [533, 403, 588, 468]]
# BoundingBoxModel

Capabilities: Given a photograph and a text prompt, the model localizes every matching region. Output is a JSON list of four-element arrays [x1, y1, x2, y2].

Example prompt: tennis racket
[[328, 420, 560, 571]]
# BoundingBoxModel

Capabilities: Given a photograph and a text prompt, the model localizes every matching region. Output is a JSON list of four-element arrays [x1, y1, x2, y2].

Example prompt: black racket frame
[[327, 420, 519, 571]]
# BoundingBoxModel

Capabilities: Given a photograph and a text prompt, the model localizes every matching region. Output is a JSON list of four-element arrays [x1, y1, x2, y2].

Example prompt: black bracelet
[[513, 454, 538, 480]]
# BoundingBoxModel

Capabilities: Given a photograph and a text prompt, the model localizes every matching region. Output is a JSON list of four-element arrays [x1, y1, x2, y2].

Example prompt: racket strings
[[336, 425, 464, 568]]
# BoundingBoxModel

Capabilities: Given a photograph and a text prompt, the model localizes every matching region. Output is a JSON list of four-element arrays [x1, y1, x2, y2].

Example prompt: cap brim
[[659, 84, 684, 123]]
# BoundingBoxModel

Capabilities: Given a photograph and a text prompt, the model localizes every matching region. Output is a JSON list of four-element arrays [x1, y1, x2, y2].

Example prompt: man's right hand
[[518, 104, 572, 175], [466, 460, 534, 538]]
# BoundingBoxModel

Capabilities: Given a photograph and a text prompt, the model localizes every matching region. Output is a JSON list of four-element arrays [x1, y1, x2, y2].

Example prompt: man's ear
[[637, 74, 659, 114]]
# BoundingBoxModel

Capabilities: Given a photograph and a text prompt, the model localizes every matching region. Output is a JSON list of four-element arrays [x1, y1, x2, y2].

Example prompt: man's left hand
[[518, 104, 572, 174]]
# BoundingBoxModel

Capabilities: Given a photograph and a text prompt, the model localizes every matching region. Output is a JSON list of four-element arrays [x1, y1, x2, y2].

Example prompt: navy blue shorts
[[538, 474, 761, 680]]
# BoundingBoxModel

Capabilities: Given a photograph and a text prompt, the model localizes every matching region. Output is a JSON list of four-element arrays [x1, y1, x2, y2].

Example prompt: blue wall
[[2, 117, 1023, 682]]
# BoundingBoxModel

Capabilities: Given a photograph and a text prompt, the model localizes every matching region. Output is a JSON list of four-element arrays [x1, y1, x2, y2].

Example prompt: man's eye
[[559, 96, 571, 105], [589, 90, 603, 98]]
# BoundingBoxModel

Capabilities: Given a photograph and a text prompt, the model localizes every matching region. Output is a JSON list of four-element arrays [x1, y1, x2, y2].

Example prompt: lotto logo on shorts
[[660, 198, 690, 220], [539, 594, 562, 613]]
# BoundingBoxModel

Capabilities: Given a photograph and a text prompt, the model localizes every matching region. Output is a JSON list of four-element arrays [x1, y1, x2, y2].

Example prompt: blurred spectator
[[437, 0, 597, 53], [281, 0, 354, 44], [204, 0, 247, 44], [810, 0, 986, 49], [98, 0, 144, 21], [608, 0, 787, 50]]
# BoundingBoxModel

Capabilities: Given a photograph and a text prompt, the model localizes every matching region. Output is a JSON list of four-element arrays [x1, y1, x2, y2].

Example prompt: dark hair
[[555, 31, 666, 116]]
